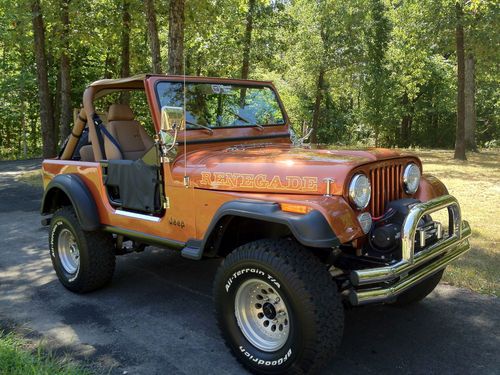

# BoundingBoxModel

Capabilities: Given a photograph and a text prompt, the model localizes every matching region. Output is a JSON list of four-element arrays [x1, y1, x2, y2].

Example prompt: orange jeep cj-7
[[41, 74, 471, 374]]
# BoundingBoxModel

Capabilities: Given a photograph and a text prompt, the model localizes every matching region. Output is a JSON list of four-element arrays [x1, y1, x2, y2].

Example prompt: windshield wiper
[[232, 112, 263, 131], [186, 120, 213, 134], [234, 112, 250, 123]]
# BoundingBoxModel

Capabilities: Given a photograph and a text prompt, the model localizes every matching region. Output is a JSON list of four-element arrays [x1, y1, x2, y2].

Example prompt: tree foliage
[[0, 0, 498, 159]]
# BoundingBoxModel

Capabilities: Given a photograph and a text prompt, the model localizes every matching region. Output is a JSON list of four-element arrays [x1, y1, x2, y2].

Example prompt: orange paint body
[[42, 75, 447, 248]]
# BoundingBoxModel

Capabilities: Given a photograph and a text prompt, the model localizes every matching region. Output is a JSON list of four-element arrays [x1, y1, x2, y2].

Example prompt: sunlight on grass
[[415, 149, 499, 296], [0, 331, 90, 375]]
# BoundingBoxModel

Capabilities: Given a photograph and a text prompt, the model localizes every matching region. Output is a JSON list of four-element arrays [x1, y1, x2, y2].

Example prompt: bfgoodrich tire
[[393, 269, 445, 306], [49, 206, 115, 293], [214, 239, 344, 374]]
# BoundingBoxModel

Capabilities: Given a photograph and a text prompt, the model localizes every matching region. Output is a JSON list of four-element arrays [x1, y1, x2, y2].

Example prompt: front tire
[[49, 206, 115, 293], [214, 239, 344, 374]]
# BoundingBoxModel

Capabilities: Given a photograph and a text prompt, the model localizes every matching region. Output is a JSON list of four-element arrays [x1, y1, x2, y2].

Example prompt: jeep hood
[[179, 144, 414, 195]]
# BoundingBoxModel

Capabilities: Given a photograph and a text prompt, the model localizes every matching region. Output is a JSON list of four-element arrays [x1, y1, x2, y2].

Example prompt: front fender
[[41, 174, 100, 231], [201, 199, 340, 251]]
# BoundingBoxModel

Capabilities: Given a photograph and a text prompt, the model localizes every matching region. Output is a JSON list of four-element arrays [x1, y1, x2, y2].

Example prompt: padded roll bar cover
[[201, 199, 340, 252], [60, 109, 87, 160], [83, 86, 104, 161], [41, 174, 100, 231]]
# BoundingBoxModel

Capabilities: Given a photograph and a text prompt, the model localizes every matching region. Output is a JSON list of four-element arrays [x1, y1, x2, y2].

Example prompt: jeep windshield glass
[[156, 82, 285, 129]]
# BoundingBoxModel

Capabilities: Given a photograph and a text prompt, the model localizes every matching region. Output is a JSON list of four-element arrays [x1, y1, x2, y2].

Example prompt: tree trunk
[[21, 100, 27, 158], [241, 0, 255, 80], [400, 93, 412, 147], [59, 0, 72, 144], [310, 69, 325, 144], [120, 0, 131, 103], [31, 0, 56, 157], [464, 53, 476, 151], [454, 2, 467, 160], [144, 0, 162, 73], [168, 0, 184, 75], [54, 72, 61, 142], [103, 48, 115, 79], [239, 0, 256, 106]]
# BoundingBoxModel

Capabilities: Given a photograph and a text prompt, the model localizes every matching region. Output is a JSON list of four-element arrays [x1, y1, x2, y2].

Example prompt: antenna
[[183, 52, 189, 188]]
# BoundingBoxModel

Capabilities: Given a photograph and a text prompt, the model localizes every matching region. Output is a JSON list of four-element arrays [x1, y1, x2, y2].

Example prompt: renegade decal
[[200, 172, 318, 192]]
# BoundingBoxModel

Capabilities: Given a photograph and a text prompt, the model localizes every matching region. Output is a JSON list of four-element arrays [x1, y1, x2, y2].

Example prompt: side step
[[181, 240, 203, 260]]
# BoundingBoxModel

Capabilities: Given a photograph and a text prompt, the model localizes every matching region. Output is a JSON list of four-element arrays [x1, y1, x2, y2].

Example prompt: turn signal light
[[280, 203, 311, 214]]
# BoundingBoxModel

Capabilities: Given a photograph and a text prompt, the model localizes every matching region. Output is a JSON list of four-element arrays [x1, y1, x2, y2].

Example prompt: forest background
[[0, 0, 498, 160]]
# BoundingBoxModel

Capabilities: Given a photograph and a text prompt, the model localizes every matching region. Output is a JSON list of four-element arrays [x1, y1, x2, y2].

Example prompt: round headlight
[[349, 174, 371, 209], [403, 163, 421, 194]]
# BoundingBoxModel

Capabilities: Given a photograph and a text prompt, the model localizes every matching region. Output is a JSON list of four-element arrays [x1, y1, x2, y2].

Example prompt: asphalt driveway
[[0, 160, 498, 374]]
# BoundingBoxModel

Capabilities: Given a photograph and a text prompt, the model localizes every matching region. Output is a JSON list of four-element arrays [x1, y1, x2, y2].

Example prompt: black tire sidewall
[[216, 260, 312, 374], [49, 210, 87, 290]]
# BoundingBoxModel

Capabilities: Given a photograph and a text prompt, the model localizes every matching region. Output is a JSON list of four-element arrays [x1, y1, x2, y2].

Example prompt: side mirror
[[159, 106, 185, 159], [160, 106, 185, 132]]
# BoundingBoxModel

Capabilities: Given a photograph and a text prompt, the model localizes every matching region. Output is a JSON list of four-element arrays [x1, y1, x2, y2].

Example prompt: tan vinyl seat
[[79, 144, 95, 162], [104, 104, 154, 160]]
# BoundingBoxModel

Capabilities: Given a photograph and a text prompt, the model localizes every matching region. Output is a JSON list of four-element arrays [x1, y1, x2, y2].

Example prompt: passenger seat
[[104, 104, 154, 160], [79, 145, 95, 162]]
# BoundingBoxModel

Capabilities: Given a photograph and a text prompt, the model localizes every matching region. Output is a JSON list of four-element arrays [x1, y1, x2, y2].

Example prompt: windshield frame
[[154, 79, 288, 131]]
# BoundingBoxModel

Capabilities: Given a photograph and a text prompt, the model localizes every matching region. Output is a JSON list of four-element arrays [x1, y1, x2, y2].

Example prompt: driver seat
[[104, 104, 154, 160]]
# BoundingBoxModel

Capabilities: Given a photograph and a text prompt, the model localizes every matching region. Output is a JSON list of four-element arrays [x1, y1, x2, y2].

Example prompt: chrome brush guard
[[349, 195, 471, 305]]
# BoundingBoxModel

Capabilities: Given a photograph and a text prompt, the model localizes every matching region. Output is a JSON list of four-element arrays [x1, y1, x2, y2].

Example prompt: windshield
[[156, 82, 285, 129]]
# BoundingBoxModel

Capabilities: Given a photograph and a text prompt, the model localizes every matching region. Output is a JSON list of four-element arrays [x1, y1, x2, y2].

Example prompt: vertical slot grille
[[369, 164, 404, 217]]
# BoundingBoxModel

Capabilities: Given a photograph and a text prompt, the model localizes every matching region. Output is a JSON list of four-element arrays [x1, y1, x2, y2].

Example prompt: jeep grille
[[369, 163, 405, 217]]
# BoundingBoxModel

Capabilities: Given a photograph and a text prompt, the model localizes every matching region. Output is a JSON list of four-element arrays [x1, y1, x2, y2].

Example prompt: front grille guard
[[348, 195, 471, 305]]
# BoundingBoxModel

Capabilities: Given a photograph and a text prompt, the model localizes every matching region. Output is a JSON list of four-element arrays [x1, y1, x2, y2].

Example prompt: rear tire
[[214, 239, 344, 374], [393, 269, 444, 306], [49, 206, 115, 293]]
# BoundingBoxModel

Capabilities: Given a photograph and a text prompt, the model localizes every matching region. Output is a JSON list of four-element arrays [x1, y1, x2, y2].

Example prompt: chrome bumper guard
[[349, 195, 471, 306]]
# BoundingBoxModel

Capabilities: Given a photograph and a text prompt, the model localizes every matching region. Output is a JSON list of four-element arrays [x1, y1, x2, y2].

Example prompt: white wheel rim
[[58, 228, 80, 274], [234, 278, 290, 352]]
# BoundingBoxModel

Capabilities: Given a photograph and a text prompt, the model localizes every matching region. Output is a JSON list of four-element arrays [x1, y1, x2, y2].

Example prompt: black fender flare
[[200, 199, 340, 252], [41, 174, 100, 231]]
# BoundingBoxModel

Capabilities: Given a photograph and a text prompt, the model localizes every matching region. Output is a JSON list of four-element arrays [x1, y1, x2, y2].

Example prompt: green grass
[[0, 332, 90, 375], [413, 148, 500, 297]]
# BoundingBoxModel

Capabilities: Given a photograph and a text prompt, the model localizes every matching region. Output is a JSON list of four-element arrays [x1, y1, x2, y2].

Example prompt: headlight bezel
[[403, 163, 421, 194], [348, 173, 372, 210]]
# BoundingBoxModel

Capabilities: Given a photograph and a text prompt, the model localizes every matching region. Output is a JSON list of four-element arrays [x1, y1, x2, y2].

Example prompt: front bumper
[[348, 195, 471, 306]]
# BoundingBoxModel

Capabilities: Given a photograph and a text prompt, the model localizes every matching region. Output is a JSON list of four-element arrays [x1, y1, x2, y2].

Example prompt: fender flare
[[41, 174, 100, 231], [200, 199, 340, 252], [415, 174, 449, 202]]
